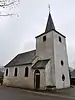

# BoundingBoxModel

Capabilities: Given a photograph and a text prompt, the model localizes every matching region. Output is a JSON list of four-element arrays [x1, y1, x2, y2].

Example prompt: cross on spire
[[48, 4, 50, 13], [45, 5, 55, 33]]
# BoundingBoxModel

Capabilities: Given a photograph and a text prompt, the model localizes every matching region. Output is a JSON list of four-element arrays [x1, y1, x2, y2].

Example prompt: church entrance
[[34, 70, 40, 89]]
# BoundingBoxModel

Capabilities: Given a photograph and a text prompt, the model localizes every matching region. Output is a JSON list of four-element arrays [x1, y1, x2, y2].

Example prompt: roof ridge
[[18, 49, 36, 55]]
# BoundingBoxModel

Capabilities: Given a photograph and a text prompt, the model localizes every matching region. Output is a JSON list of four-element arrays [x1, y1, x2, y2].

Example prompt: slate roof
[[36, 12, 66, 38], [32, 59, 49, 69], [45, 12, 55, 33], [5, 50, 36, 68]]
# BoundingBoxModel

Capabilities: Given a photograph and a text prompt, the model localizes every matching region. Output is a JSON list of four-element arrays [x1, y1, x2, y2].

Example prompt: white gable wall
[[53, 31, 70, 88]]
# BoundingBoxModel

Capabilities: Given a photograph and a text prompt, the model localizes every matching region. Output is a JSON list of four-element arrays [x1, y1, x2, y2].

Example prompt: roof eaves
[[31, 59, 50, 69], [32, 67, 45, 69], [53, 29, 66, 38], [35, 29, 66, 38], [4, 63, 32, 68]]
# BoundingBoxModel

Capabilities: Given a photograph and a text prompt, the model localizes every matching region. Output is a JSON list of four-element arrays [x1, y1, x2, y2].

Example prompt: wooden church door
[[34, 70, 40, 89]]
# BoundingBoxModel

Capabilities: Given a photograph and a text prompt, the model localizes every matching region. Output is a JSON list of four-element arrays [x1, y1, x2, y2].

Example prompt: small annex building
[[3, 10, 70, 89]]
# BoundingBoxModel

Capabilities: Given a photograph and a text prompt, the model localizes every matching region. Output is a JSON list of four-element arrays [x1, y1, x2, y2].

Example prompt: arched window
[[25, 67, 28, 77], [6, 69, 8, 76], [14, 68, 17, 77]]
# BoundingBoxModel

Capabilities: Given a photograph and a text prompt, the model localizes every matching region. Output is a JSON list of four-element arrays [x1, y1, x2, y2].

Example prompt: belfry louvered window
[[59, 36, 61, 42], [43, 35, 46, 42]]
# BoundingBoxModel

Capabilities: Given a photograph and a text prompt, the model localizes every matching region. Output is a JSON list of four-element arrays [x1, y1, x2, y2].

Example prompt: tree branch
[[0, 0, 20, 17], [0, 13, 18, 16], [1, 1, 15, 7], [0, 0, 18, 7]]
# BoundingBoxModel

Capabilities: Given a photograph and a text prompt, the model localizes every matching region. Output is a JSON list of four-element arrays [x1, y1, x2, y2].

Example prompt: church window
[[61, 60, 64, 66], [59, 36, 61, 42], [62, 74, 65, 81], [14, 68, 18, 77], [43, 35, 46, 41], [6, 69, 8, 76], [25, 67, 28, 77]]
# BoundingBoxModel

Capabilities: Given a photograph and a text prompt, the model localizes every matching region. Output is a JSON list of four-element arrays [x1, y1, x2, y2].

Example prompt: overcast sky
[[0, 0, 75, 68]]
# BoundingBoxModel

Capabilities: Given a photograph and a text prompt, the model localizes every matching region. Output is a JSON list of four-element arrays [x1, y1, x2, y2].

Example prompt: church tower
[[36, 9, 70, 88]]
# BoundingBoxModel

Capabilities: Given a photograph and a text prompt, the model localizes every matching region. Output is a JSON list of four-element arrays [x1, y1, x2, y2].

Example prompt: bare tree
[[0, 0, 20, 16]]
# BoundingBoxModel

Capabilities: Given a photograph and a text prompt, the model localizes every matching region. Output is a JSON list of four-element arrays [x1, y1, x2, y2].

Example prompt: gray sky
[[0, 0, 75, 68]]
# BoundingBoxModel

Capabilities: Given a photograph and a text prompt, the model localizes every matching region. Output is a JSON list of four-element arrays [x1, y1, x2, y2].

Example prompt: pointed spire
[[45, 6, 55, 33]]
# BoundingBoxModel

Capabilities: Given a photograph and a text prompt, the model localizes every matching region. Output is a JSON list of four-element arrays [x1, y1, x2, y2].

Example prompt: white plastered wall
[[45, 60, 54, 86], [53, 31, 70, 89], [36, 31, 55, 86], [3, 65, 34, 89], [33, 69, 45, 89]]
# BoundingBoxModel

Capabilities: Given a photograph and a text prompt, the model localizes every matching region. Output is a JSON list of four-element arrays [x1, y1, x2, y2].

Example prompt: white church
[[3, 9, 70, 89]]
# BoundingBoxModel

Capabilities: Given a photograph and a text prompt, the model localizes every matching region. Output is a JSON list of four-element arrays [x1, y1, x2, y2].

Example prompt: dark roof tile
[[45, 12, 55, 33], [32, 59, 49, 69], [5, 50, 36, 67]]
